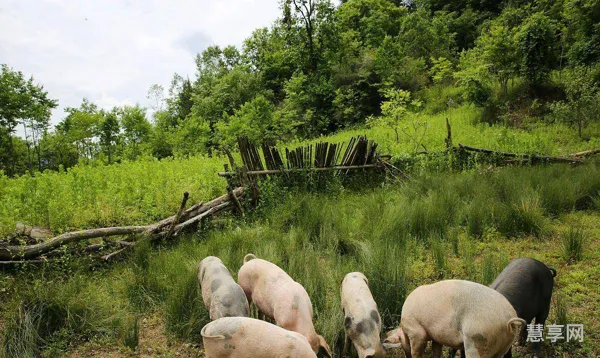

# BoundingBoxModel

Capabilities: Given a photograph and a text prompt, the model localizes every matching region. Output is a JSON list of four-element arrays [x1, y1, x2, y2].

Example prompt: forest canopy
[[1, 0, 599, 176]]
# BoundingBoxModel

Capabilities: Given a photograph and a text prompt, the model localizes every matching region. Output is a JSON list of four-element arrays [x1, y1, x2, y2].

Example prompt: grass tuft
[[562, 226, 586, 263]]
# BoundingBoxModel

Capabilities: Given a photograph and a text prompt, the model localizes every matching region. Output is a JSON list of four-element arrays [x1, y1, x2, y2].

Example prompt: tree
[[564, 0, 600, 66], [96, 108, 121, 163], [147, 84, 165, 112], [476, 21, 519, 94], [369, 88, 423, 148], [62, 99, 102, 163], [516, 13, 558, 89], [549, 67, 600, 138], [0, 64, 57, 175], [119, 105, 151, 160]]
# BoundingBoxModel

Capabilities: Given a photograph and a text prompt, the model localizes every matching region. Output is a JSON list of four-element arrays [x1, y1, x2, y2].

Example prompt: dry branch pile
[[0, 187, 246, 264]]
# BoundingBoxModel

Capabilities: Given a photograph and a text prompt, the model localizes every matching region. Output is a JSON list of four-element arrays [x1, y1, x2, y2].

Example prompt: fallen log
[[0, 187, 246, 262], [0, 226, 151, 261], [570, 148, 600, 158], [101, 201, 234, 262], [458, 144, 582, 164]]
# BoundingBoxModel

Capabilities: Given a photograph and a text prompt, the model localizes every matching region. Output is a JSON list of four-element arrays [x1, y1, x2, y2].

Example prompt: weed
[[562, 226, 586, 263]]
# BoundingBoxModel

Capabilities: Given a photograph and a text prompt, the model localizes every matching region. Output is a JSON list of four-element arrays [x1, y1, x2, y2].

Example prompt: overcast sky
[[0, 0, 280, 128]]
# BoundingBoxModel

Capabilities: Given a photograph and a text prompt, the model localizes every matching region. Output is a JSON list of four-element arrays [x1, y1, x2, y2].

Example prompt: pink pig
[[237, 254, 332, 357], [201, 317, 316, 357]]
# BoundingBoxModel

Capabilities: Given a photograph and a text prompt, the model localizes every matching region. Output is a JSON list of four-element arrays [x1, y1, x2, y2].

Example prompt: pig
[[490, 258, 556, 358], [340, 272, 386, 358], [237, 253, 332, 357], [198, 256, 250, 320], [384, 280, 525, 358], [451, 258, 557, 358], [201, 316, 317, 358]]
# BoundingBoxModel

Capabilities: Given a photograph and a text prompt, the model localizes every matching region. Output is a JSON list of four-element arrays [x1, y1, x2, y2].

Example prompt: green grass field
[[1, 162, 599, 357], [2, 104, 599, 238]]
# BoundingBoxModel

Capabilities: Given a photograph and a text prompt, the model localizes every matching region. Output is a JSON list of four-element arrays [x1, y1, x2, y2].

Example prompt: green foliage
[[3, 163, 600, 355], [0, 155, 225, 236], [429, 57, 454, 85], [1, 276, 130, 357], [369, 88, 424, 149], [216, 94, 296, 147], [562, 225, 586, 263], [164, 270, 209, 340], [549, 66, 600, 138], [516, 13, 558, 87]]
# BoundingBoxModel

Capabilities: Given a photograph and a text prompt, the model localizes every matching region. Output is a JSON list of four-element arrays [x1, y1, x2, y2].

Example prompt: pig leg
[[432, 341, 443, 358], [406, 329, 427, 358], [531, 309, 550, 357], [464, 340, 483, 358], [341, 333, 352, 358]]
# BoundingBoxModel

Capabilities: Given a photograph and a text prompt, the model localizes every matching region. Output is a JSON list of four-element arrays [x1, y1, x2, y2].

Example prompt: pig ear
[[344, 316, 352, 330], [318, 335, 332, 358]]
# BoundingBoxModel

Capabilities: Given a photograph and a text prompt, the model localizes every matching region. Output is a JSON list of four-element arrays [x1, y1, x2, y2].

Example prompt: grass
[[1, 163, 600, 357], [2, 104, 600, 237], [0, 156, 227, 237], [562, 226, 587, 263]]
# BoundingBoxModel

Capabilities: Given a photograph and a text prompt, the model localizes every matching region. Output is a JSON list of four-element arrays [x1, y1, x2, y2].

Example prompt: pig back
[[490, 258, 555, 320], [237, 258, 295, 313], [402, 280, 519, 350], [201, 317, 317, 358]]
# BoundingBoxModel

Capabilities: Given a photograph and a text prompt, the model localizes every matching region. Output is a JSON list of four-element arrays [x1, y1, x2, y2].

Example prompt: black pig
[[490, 258, 556, 357], [451, 258, 556, 358]]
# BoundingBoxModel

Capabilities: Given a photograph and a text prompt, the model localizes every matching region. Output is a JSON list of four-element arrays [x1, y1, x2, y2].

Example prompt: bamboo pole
[[218, 164, 383, 177]]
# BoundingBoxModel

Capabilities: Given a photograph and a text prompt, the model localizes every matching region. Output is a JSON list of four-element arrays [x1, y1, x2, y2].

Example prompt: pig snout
[[383, 327, 406, 350]]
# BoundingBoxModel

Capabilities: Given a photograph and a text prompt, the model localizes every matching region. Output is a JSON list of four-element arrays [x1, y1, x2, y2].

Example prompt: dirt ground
[[69, 314, 204, 358]]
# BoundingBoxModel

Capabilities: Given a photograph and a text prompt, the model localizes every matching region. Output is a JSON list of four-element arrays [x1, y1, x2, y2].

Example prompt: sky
[[0, 0, 281, 129]]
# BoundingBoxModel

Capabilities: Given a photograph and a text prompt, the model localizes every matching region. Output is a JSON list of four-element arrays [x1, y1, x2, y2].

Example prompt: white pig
[[384, 280, 525, 358], [201, 317, 317, 358], [340, 272, 386, 358], [237, 254, 332, 357], [199, 256, 250, 320]]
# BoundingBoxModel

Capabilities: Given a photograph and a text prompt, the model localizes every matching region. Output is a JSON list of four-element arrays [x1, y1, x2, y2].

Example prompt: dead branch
[[570, 148, 600, 158], [1, 187, 246, 262], [165, 192, 190, 239], [458, 144, 582, 164]]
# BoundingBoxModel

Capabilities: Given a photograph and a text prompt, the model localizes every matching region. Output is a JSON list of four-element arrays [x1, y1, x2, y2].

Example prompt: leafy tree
[[564, 0, 600, 66], [549, 67, 600, 138], [475, 20, 519, 94], [119, 105, 151, 160], [62, 99, 102, 163], [169, 115, 211, 158], [429, 57, 454, 84], [0, 64, 57, 175], [516, 12, 558, 88], [96, 108, 121, 163], [369, 88, 423, 146]]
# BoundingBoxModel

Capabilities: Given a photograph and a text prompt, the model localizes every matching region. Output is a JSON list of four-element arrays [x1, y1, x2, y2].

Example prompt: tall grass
[[3, 102, 600, 237], [0, 156, 226, 236], [562, 226, 586, 263], [0, 276, 131, 357], [2, 163, 600, 355]]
